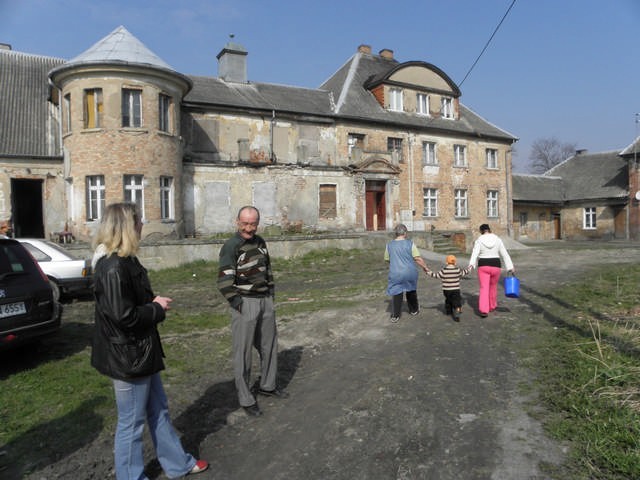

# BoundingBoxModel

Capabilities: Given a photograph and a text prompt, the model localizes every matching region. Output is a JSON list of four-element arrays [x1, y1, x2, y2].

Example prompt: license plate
[[0, 301, 26, 318]]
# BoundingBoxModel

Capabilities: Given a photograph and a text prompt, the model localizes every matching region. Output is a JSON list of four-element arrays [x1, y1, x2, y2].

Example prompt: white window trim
[[423, 188, 438, 217], [124, 174, 145, 219], [486, 148, 498, 169], [454, 189, 468, 217], [422, 141, 437, 166], [389, 87, 403, 112], [160, 176, 174, 220], [454, 145, 467, 167], [122, 88, 143, 128], [583, 207, 596, 229], [487, 190, 499, 218], [86, 175, 105, 221], [417, 93, 430, 116], [441, 97, 454, 119]]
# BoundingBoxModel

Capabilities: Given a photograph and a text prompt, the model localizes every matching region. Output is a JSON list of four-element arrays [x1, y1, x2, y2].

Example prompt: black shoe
[[258, 388, 290, 398], [243, 403, 262, 416]]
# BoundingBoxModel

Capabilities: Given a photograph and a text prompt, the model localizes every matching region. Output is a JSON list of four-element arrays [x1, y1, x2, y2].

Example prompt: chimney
[[216, 35, 248, 83], [358, 44, 372, 55], [379, 48, 394, 60]]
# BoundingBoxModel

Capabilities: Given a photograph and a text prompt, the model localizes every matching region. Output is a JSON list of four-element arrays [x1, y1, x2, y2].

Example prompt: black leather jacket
[[91, 252, 165, 380]]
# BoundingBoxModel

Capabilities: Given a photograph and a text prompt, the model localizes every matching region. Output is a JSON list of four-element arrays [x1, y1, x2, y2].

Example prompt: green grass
[[0, 248, 386, 477], [531, 264, 640, 479], [4, 247, 640, 479]]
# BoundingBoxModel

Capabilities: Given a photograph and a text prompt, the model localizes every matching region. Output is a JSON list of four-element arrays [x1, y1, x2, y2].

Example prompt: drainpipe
[[270, 110, 276, 163], [408, 134, 415, 229], [505, 146, 512, 237]]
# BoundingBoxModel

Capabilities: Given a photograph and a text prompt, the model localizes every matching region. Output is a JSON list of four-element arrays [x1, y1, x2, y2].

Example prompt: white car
[[17, 239, 92, 301]]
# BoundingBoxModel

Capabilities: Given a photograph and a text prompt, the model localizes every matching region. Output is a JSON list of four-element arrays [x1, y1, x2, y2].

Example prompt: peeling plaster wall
[[184, 112, 338, 167], [183, 163, 358, 235]]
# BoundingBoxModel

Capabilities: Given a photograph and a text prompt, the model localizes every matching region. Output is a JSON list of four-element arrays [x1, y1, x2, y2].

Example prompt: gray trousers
[[231, 296, 278, 407]]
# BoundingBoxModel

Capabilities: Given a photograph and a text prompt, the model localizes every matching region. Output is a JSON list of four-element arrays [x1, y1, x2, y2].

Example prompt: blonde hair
[[92, 203, 141, 257]]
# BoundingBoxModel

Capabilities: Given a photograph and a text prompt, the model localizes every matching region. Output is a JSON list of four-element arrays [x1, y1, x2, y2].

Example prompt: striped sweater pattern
[[217, 233, 274, 310], [427, 264, 472, 291]]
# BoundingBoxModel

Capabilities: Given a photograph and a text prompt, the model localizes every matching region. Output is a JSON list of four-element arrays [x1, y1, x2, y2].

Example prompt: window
[[417, 93, 430, 115], [486, 149, 498, 169], [441, 97, 453, 119], [123, 174, 144, 215], [453, 144, 467, 167], [487, 190, 499, 217], [86, 175, 105, 221], [348, 133, 365, 157], [423, 188, 438, 217], [584, 207, 596, 229], [422, 141, 437, 166], [63, 93, 71, 133], [160, 176, 174, 220], [122, 88, 142, 127], [389, 87, 403, 111], [158, 93, 172, 133], [388, 137, 403, 163], [319, 184, 337, 219], [84, 88, 103, 129], [454, 189, 468, 217]]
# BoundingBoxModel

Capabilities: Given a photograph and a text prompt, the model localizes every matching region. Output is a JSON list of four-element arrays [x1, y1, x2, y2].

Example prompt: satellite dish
[[635, 191, 640, 201]]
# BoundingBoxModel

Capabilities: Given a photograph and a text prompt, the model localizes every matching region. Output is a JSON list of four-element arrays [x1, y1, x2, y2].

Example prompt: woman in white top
[[468, 224, 515, 317]]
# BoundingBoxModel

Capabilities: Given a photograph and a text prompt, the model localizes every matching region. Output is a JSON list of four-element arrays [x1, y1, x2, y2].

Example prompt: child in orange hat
[[425, 254, 472, 321]]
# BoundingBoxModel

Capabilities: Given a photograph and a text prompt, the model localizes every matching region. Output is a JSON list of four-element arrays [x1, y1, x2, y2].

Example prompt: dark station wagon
[[0, 239, 62, 349]]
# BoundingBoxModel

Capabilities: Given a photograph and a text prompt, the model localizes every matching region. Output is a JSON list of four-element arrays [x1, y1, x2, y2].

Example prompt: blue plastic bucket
[[504, 275, 520, 298]]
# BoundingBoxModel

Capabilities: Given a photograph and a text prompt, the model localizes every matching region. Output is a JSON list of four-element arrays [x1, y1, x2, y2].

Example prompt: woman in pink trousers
[[468, 224, 515, 317]]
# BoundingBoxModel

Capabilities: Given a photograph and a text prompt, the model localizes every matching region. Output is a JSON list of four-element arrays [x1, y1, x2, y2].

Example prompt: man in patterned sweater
[[217, 206, 287, 417], [425, 255, 472, 322]]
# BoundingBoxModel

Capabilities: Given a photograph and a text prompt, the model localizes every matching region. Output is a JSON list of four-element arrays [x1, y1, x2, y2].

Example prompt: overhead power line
[[458, 0, 517, 88]]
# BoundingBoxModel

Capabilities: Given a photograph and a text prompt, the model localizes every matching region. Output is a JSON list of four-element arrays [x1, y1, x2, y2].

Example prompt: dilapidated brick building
[[0, 26, 518, 242]]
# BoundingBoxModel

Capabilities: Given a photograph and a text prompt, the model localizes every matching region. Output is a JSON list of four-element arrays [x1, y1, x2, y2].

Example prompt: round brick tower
[[49, 26, 192, 241]]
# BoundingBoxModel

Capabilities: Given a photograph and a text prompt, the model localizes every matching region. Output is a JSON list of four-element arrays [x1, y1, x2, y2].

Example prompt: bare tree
[[528, 137, 577, 174]]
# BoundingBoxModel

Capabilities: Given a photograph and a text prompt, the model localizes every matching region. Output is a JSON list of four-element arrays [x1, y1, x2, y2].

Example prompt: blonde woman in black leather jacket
[[91, 203, 208, 479]]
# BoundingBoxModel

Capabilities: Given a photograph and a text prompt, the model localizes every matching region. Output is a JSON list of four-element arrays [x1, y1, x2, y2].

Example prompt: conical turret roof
[[66, 25, 173, 70]]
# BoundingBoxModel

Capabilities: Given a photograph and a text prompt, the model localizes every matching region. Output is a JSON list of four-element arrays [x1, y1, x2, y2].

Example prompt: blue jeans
[[113, 373, 196, 479]]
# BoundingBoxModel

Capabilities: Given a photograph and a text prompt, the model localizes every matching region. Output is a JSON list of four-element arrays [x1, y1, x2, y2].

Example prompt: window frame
[[123, 174, 145, 217], [441, 97, 454, 119], [319, 184, 337, 219], [387, 137, 403, 163], [63, 93, 71, 133], [122, 88, 142, 128], [86, 175, 105, 221], [83, 88, 103, 129], [453, 144, 467, 167], [389, 87, 403, 112], [454, 189, 468, 218], [487, 190, 499, 218], [422, 141, 437, 166], [583, 207, 596, 229], [347, 133, 365, 157], [416, 93, 430, 115], [486, 148, 498, 169], [158, 93, 172, 133], [160, 176, 174, 221], [423, 188, 438, 217]]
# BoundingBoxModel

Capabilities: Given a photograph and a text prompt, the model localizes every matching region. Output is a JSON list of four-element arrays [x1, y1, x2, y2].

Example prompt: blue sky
[[1, 0, 639, 172]]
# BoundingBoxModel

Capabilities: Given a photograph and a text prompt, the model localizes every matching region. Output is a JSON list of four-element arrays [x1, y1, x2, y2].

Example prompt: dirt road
[[24, 240, 640, 480]]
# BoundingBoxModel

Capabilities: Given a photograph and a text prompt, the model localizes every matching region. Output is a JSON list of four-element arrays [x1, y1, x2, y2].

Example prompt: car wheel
[[48, 279, 60, 303]]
